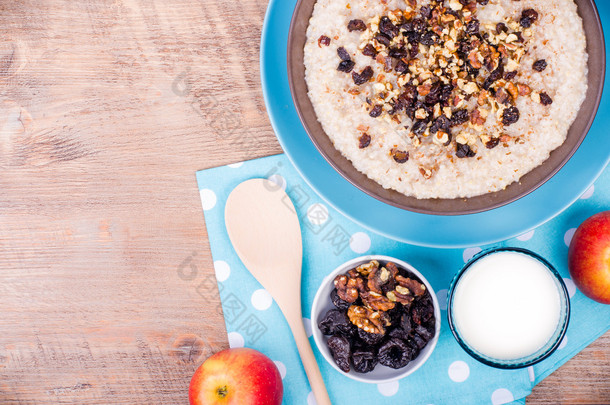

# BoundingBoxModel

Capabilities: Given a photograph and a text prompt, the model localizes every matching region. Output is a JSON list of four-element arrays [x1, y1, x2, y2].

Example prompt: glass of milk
[[447, 247, 570, 369]]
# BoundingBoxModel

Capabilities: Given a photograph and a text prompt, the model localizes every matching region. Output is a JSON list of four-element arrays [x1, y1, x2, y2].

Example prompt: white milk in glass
[[452, 251, 562, 360]]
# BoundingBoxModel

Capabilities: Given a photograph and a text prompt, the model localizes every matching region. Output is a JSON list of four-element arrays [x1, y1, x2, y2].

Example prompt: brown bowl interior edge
[[288, 0, 605, 216]]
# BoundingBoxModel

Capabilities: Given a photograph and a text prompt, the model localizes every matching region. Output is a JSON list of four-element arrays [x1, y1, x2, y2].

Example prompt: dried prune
[[456, 143, 476, 159], [337, 60, 355, 73], [539, 92, 553, 106], [357, 328, 385, 346], [328, 335, 351, 372], [318, 309, 355, 337], [369, 105, 383, 118], [501, 106, 520, 126], [520, 9, 539, 28], [378, 338, 415, 369], [450, 109, 469, 126], [337, 47, 351, 61], [330, 288, 351, 310], [352, 349, 378, 373], [352, 66, 374, 85], [362, 43, 378, 58], [379, 16, 399, 38], [414, 324, 434, 342], [408, 333, 428, 350], [533, 59, 547, 72], [347, 19, 367, 32]]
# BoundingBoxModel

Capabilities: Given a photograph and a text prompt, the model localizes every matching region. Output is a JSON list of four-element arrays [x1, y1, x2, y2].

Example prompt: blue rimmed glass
[[447, 247, 570, 369]]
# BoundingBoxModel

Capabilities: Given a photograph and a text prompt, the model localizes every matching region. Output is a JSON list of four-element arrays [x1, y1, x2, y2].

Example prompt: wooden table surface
[[0, 1, 607, 403]]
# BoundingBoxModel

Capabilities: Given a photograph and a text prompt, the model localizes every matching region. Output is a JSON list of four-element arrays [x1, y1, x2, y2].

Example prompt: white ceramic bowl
[[311, 255, 441, 383]]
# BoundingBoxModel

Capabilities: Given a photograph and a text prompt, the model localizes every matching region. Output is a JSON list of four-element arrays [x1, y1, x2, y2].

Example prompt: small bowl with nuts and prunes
[[312, 255, 440, 383]]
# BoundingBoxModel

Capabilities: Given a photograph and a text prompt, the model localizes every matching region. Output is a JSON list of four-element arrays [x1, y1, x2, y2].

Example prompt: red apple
[[568, 211, 610, 304], [189, 348, 283, 405]]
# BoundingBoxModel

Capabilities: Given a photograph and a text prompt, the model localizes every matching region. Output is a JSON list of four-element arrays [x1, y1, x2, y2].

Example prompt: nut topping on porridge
[[332, 0, 554, 161]]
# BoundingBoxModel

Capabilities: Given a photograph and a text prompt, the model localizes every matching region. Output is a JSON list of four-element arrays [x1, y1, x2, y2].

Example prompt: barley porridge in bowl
[[303, 0, 588, 199]]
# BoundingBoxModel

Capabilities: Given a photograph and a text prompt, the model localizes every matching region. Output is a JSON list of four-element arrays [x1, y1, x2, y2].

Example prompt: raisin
[[496, 22, 508, 34], [389, 47, 408, 59], [456, 143, 476, 158], [539, 92, 553, 106], [430, 115, 450, 135], [419, 31, 436, 46], [411, 18, 426, 34], [450, 109, 469, 126], [378, 338, 415, 369], [395, 59, 409, 74], [369, 105, 383, 118], [424, 82, 442, 105], [337, 60, 355, 73], [337, 47, 351, 61], [391, 148, 409, 164], [477, 0, 489, 4], [440, 84, 454, 102], [375, 33, 391, 47], [520, 9, 539, 28], [362, 43, 378, 58], [411, 119, 427, 135], [352, 349, 378, 373], [347, 19, 367, 32], [352, 66, 374, 85], [466, 19, 480, 35], [420, 5, 432, 20], [330, 288, 351, 310], [318, 35, 330, 47], [502, 106, 520, 126], [357, 328, 384, 345], [379, 16, 399, 38], [482, 65, 504, 90], [504, 71, 518, 80], [328, 335, 351, 373], [533, 59, 547, 72], [485, 137, 500, 149]]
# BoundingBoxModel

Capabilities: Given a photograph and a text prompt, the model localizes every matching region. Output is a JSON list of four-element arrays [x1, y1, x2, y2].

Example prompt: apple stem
[[216, 385, 228, 398]]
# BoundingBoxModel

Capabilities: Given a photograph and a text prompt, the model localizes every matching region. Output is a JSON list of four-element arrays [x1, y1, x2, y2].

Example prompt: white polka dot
[[448, 361, 470, 382], [303, 317, 312, 337], [517, 230, 535, 241], [558, 335, 568, 350], [227, 162, 244, 168], [564, 228, 577, 247], [273, 361, 287, 379], [251, 289, 273, 311], [377, 381, 399, 397], [436, 289, 448, 311], [228, 332, 244, 348], [491, 388, 514, 405], [527, 366, 535, 382], [307, 391, 317, 405], [199, 189, 217, 211], [463, 247, 482, 263], [267, 174, 287, 191], [214, 260, 231, 282], [350, 232, 371, 254], [306, 203, 329, 226], [563, 278, 576, 298], [580, 185, 594, 199]]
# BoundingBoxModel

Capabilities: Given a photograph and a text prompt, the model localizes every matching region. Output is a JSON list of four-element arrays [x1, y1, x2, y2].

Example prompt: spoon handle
[[287, 315, 331, 405]]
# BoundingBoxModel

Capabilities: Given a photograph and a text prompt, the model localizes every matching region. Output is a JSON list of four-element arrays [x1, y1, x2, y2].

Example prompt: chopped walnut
[[361, 291, 396, 311], [347, 305, 391, 334], [334, 273, 365, 303]]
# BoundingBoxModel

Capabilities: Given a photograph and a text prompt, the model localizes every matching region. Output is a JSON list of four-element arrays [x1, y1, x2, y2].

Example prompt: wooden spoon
[[225, 178, 331, 405]]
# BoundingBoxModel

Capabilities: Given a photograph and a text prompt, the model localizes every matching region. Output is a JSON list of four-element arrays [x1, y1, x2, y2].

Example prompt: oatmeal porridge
[[304, 0, 588, 199]]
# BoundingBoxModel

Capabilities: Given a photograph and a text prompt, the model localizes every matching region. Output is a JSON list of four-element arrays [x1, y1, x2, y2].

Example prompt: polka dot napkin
[[196, 154, 609, 405]]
